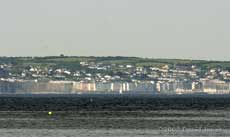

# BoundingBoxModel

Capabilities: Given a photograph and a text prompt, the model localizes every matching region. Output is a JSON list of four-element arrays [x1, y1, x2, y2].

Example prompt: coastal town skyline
[[0, 56, 230, 94]]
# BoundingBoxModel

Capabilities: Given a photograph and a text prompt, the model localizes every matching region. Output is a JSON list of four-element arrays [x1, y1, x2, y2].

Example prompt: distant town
[[0, 56, 230, 94]]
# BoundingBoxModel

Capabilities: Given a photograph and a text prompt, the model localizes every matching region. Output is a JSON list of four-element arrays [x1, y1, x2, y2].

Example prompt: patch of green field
[[1, 56, 230, 70]]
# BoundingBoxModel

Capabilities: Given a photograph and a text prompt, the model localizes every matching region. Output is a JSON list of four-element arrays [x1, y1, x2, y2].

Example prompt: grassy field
[[0, 56, 230, 70]]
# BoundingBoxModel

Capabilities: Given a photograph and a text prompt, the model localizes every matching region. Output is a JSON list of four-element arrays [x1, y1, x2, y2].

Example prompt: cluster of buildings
[[0, 80, 155, 94], [0, 60, 230, 94], [0, 79, 230, 94]]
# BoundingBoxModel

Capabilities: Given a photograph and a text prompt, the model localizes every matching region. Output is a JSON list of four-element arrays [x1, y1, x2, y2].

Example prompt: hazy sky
[[0, 0, 230, 60]]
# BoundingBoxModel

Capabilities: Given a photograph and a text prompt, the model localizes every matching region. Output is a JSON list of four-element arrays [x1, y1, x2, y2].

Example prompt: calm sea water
[[1, 129, 230, 137], [0, 94, 230, 136]]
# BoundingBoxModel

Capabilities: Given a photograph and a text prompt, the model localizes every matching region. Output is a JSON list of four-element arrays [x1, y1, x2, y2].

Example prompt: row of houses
[[0, 81, 156, 94], [72, 82, 156, 93], [0, 80, 230, 94]]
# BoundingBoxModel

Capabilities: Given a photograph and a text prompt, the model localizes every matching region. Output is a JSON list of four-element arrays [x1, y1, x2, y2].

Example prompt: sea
[[0, 94, 230, 137]]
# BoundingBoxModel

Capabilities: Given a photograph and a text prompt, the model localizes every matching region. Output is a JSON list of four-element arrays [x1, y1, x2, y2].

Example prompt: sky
[[0, 0, 230, 60]]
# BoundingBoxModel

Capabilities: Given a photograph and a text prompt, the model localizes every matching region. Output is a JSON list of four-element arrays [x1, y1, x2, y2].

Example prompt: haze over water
[[0, 0, 230, 60]]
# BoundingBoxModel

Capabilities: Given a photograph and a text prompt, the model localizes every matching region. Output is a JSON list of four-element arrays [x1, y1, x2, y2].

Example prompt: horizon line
[[0, 55, 230, 62]]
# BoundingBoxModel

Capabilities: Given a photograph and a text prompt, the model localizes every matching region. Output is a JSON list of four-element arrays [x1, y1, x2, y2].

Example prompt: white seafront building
[[0, 78, 230, 94]]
